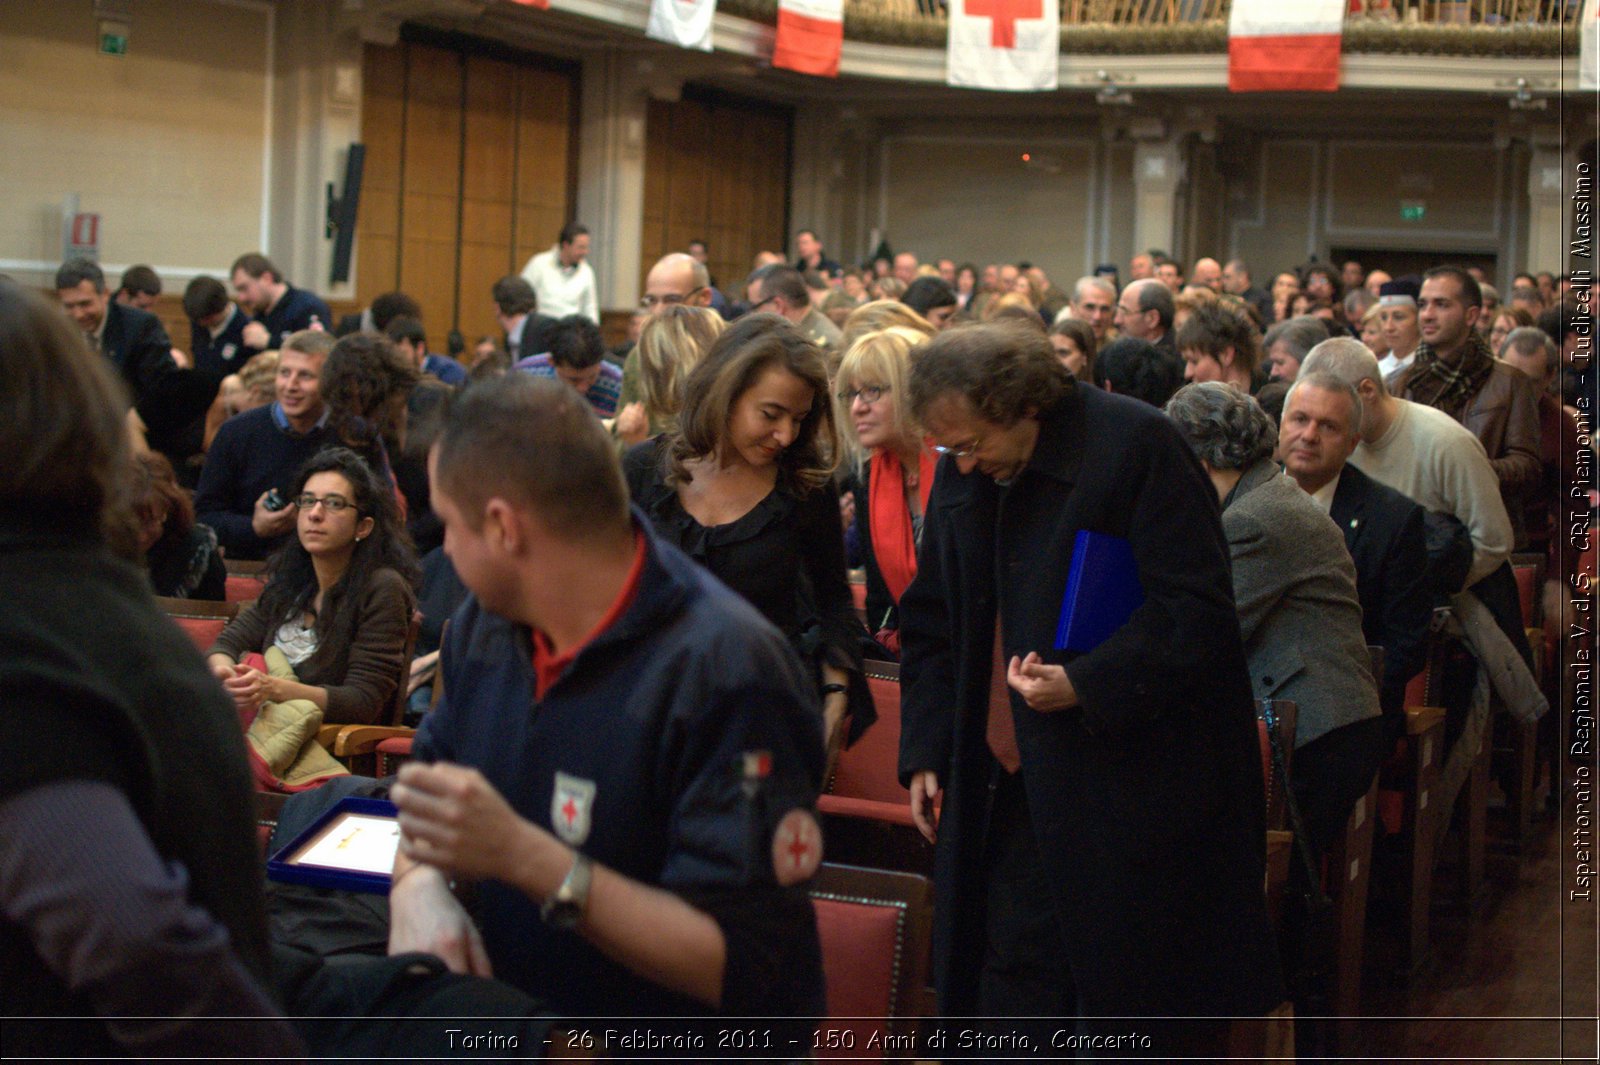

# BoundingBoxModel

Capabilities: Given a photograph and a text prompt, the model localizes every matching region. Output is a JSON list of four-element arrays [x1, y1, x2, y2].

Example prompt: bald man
[[1191, 257, 1223, 293], [616, 253, 714, 443]]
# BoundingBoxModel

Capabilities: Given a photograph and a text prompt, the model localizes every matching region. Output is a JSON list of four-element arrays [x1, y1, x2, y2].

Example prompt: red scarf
[[868, 448, 936, 607]]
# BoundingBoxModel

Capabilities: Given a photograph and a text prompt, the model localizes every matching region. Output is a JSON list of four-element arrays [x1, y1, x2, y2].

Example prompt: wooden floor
[[1347, 784, 1597, 1063]]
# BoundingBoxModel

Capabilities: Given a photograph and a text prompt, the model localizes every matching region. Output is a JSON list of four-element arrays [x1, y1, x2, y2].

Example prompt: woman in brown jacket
[[208, 447, 419, 724]]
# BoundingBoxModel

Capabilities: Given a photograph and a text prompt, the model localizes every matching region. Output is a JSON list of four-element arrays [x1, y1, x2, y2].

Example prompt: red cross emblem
[[771, 809, 823, 887], [965, 0, 1043, 49], [550, 772, 595, 846]]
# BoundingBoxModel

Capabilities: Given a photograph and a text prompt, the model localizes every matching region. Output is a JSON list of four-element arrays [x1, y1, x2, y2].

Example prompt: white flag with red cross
[[1228, 0, 1344, 93], [946, 0, 1059, 93], [647, 0, 717, 52]]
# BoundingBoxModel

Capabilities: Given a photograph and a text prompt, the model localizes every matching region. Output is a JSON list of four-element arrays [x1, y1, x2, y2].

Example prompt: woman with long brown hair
[[624, 313, 874, 745]]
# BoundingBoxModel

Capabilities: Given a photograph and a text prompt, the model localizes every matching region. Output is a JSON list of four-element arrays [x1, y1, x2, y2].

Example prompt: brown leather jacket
[[1418, 360, 1543, 547]]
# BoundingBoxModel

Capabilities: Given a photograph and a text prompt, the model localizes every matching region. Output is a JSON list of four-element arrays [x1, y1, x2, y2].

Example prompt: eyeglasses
[[639, 288, 703, 309], [837, 385, 889, 405], [295, 494, 354, 513], [748, 297, 778, 313], [930, 440, 981, 459]]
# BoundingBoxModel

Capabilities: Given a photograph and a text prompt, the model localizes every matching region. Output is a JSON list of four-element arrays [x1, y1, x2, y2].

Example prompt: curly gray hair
[[1164, 382, 1277, 471]]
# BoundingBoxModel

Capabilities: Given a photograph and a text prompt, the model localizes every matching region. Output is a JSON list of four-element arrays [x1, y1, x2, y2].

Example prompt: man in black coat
[[897, 323, 1282, 1052], [1280, 371, 1432, 720], [56, 257, 175, 407]]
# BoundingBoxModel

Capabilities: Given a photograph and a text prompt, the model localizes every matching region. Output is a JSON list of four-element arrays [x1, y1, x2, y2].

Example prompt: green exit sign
[[1400, 202, 1426, 222], [100, 31, 127, 55]]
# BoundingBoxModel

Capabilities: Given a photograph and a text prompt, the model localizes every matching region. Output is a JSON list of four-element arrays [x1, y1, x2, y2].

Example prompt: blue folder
[[1053, 530, 1144, 653]]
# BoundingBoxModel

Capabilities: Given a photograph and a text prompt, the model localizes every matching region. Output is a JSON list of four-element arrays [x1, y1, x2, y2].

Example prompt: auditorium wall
[[1224, 138, 1521, 282], [0, 0, 271, 286], [865, 128, 1134, 288]]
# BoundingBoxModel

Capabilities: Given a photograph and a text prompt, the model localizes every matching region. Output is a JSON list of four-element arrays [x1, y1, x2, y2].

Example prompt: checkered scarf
[[1400, 328, 1494, 420]]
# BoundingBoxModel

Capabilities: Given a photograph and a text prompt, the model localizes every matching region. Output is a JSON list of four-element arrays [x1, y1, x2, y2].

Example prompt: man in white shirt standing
[[521, 222, 599, 323]]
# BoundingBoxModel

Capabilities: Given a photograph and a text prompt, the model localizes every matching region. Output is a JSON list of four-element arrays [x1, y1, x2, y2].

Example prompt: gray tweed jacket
[[1222, 459, 1381, 748]]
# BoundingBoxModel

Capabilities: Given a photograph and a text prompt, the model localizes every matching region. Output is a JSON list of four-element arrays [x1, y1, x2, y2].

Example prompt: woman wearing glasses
[[208, 447, 419, 725], [624, 313, 875, 748], [836, 328, 936, 656]]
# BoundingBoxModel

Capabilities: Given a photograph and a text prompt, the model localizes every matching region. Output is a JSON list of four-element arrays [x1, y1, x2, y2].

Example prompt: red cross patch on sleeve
[[771, 808, 823, 887]]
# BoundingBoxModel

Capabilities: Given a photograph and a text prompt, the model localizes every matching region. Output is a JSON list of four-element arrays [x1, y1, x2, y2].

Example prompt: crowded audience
[[7, 212, 1592, 1059]]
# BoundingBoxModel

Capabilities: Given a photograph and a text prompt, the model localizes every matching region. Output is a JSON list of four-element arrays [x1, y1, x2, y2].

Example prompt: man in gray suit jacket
[[1167, 382, 1385, 855]]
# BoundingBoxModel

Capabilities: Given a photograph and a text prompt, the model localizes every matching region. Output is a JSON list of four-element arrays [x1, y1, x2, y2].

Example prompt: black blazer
[[1329, 463, 1432, 714], [101, 301, 175, 405]]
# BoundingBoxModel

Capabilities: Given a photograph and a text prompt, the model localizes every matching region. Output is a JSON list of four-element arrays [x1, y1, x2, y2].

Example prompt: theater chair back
[[809, 863, 933, 1063], [224, 557, 268, 604], [1256, 699, 1297, 832], [154, 595, 240, 654], [826, 661, 906, 808]]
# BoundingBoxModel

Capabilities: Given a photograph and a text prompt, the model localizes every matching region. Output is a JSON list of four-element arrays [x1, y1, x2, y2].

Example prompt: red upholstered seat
[[812, 896, 900, 1056], [830, 674, 906, 806], [809, 864, 932, 1063], [821, 667, 924, 830], [849, 581, 867, 615], [225, 574, 266, 603], [375, 735, 414, 777], [1510, 562, 1537, 626], [817, 793, 916, 827], [175, 615, 228, 654]]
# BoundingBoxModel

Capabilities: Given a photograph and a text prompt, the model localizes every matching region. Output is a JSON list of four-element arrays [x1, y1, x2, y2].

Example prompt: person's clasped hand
[[1006, 652, 1077, 712]]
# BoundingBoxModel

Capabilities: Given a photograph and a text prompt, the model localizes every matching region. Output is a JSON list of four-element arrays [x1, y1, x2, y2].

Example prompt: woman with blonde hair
[[617, 304, 725, 447], [836, 328, 936, 653], [840, 299, 935, 350], [981, 291, 1047, 329], [625, 313, 874, 745]]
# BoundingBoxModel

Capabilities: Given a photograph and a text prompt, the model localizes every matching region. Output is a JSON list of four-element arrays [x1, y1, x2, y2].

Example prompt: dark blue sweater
[[194, 405, 328, 559], [251, 286, 332, 353], [189, 305, 251, 377]]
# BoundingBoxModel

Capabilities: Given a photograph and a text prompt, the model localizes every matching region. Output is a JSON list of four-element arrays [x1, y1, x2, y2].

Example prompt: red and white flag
[[1228, 0, 1344, 93], [773, 0, 844, 78], [647, 0, 717, 52], [947, 0, 1058, 93], [1582, 0, 1599, 92]]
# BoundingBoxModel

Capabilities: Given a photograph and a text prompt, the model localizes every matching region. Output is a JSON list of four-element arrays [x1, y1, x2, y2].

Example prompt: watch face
[[543, 897, 583, 931]]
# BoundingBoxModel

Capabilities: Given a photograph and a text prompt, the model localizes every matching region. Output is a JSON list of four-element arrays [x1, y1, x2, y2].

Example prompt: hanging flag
[[1583, 0, 1599, 92], [647, 0, 716, 52], [773, 0, 844, 78], [947, 0, 1058, 93], [1228, 0, 1344, 93]]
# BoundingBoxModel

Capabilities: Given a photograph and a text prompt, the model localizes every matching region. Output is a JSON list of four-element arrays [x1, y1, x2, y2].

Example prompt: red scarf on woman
[[868, 448, 936, 607]]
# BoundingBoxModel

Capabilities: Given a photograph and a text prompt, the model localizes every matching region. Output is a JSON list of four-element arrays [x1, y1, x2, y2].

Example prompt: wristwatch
[[540, 851, 592, 930]]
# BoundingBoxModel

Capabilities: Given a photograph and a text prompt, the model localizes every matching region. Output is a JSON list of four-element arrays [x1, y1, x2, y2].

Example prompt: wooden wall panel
[[513, 66, 574, 272], [358, 37, 574, 355], [357, 43, 406, 305], [399, 44, 463, 354], [458, 55, 518, 350], [640, 94, 792, 302]]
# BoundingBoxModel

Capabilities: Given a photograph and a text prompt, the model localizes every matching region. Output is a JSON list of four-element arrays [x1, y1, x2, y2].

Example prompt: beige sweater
[[1350, 399, 1512, 589]]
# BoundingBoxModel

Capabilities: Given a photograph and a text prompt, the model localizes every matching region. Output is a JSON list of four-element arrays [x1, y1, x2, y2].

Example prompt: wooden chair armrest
[[1404, 705, 1446, 736], [331, 725, 416, 757], [315, 723, 343, 750]]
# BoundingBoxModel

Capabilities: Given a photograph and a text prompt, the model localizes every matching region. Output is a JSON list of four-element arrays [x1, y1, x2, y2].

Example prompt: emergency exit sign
[[100, 31, 127, 55], [1400, 202, 1426, 222]]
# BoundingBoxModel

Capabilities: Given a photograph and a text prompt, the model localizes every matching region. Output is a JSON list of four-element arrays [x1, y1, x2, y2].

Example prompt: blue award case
[[266, 796, 401, 894]]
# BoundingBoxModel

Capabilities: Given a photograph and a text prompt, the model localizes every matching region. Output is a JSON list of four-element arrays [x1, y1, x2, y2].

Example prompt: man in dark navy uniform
[[388, 374, 825, 1032]]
